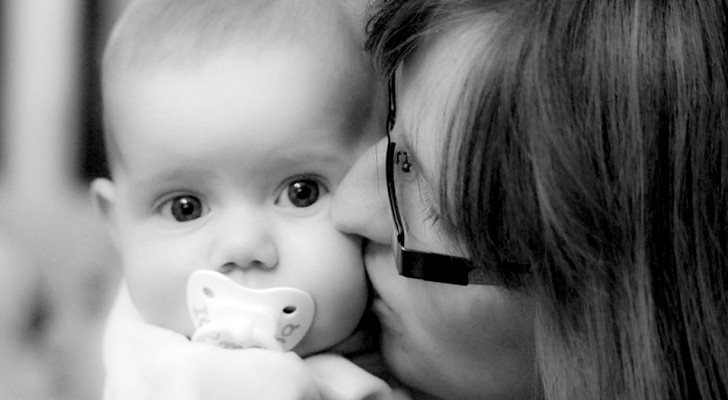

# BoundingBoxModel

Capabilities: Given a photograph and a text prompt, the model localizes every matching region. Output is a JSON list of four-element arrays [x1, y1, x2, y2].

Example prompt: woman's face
[[331, 27, 537, 400]]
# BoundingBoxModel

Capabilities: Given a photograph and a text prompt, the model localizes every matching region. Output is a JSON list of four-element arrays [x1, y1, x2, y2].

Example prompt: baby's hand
[[181, 345, 321, 400]]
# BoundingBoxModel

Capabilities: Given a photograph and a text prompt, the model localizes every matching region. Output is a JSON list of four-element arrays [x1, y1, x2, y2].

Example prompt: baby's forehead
[[103, 50, 376, 174]]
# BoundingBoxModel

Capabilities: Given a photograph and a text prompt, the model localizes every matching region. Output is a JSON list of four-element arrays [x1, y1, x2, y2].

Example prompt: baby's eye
[[160, 195, 207, 222], [276, 178, 326, 208]]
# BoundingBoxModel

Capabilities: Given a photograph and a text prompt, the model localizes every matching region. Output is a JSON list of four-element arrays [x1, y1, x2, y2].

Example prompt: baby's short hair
[[103, 0, 349, 72]]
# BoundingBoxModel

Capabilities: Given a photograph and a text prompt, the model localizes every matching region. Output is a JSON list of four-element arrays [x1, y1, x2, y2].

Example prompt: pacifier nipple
[[186, 270, 315, 352]]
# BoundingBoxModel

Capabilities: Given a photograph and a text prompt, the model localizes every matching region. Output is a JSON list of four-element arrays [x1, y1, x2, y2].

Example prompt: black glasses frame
[[385, 73, 492, 286]]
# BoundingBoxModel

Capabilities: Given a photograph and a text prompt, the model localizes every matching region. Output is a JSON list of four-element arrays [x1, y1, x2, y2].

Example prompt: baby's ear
[[90, 178, 118, 241]]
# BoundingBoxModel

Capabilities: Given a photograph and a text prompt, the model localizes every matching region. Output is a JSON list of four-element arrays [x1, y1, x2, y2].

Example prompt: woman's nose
[[211, 212, 278, 273], [331, 138, 392, 244]]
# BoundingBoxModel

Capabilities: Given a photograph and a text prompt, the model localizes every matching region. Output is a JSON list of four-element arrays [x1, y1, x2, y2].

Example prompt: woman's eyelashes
[[420, 190, 441, 226], [398, 149, 442, 227]]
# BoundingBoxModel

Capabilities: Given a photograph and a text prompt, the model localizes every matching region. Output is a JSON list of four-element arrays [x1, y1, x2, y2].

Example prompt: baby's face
[[96, 46, 381, 355]]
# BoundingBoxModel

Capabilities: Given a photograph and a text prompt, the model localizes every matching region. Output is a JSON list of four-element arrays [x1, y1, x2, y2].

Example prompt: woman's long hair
[[367, 0, 728, 399]]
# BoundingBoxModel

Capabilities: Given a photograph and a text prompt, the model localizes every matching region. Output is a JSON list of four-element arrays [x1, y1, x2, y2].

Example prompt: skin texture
[[94, 41, 381, 356], [331, 26, 537, 400]]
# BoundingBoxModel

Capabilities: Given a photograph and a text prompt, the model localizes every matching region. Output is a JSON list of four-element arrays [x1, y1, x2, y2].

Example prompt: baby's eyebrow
[[274, 148, 346, 166], [133, 168, 215, 190]]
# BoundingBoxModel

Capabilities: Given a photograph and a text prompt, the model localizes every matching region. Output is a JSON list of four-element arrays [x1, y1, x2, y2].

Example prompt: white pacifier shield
[[187, 270, 315, 352]]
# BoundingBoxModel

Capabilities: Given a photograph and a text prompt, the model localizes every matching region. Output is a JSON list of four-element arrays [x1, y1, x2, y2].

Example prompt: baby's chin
[[291, 330, 336, 357], [292, 322, 356, 357]]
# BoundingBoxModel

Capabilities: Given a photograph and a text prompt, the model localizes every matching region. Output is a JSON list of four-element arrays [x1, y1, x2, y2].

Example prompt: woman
[[332, 3, 540, 400], [332, 0, 728, 399]]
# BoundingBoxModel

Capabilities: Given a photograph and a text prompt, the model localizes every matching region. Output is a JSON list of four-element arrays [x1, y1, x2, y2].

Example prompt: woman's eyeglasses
[[384, 73, 492, 285]]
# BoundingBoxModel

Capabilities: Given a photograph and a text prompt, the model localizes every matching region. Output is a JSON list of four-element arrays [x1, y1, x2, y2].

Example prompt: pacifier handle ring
[[191, 320, 284, 351]]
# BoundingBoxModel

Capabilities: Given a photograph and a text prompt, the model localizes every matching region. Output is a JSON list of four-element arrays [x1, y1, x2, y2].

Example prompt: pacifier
[[186, 270, 315, 352]]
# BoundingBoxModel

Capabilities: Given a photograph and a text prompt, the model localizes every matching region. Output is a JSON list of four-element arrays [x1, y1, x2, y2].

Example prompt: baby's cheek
[[294, 285, 367, 357], [325, 275, 368, 331], [293, 235, 368, 356], [125, 261, 196, 336]]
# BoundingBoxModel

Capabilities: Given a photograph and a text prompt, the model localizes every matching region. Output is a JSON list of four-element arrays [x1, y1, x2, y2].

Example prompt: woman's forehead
[[398, 23, 495, 149], [402, 14, 500, 86]]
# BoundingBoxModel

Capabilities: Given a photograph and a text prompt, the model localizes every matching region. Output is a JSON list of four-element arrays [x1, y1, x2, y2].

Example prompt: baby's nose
[[211, 219, 278, 273]]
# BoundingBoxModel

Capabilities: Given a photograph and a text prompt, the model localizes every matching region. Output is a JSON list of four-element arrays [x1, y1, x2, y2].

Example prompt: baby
[[92, 0, 386, 398]]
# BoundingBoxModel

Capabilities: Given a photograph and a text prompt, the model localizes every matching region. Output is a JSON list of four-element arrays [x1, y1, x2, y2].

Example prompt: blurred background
[[0, 1, 132, 398]]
